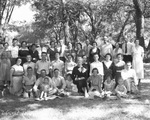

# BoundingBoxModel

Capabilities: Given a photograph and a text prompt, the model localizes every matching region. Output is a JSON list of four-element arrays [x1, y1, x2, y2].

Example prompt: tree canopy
[[1, 0, 150, 49]]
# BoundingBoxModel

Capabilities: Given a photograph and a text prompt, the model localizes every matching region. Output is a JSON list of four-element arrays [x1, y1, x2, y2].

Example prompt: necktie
[[125, 42, 127, 53]]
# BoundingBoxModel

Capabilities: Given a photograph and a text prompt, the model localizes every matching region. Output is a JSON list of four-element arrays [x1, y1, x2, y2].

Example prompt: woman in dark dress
[[71, 57, 88, 95], [102, 53, 115, 89], [47, 41, 57, 62], [18, 41, 29, 65], [75, 43, 85, 59], [89, 41, 100, 63], [29, 44, 39, 63]]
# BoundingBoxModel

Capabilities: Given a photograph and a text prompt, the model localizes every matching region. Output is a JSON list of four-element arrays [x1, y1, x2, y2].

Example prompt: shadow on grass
[[0, 81, 150, 120]]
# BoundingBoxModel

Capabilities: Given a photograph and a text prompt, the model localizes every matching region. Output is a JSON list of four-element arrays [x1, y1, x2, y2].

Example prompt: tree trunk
[[117, 12, 131, 42], [133, 0, 145, 48]]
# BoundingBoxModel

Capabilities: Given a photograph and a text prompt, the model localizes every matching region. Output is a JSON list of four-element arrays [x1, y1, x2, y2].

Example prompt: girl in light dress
[[87, 68, 103, 98], [104, 75, 116, 97], [115, 77, 128, 99], [10, 57, 24, 96]]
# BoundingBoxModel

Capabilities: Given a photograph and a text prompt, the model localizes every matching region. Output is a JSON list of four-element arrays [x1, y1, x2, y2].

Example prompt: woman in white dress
[[90, 54, 104, 78], [132, 39, 144, 85], [10, 57, 24, 96]]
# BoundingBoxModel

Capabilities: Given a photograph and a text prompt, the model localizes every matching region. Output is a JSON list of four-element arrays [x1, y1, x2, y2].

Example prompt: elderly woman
[[10, 57, 24, 96], [71, 57, 88, 95]]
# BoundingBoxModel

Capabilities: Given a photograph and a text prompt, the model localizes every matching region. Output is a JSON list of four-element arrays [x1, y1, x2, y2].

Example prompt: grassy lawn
[[0, 81, 150, 120], [0, 64, 150, 120]]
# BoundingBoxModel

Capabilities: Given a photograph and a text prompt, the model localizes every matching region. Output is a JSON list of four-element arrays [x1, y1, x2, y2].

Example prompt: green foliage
[[15, 0, 150, 48]]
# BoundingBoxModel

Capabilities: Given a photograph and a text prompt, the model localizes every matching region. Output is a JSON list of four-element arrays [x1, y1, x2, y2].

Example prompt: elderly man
[[121, 61, 138, 94]]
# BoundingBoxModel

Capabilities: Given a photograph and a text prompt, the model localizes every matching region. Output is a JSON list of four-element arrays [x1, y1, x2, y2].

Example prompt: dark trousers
[[115, 72, 121, 88], [123, 55, 132, 63]]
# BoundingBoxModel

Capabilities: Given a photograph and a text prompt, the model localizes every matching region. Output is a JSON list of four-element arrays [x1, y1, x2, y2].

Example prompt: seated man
[[33, 69, 57, 100], [121, 61, 138, 94], [52, 68, 66, 94]]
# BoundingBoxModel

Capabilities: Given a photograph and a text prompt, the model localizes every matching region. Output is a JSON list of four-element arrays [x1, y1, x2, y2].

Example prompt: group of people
[[0, 36, 144, 100]]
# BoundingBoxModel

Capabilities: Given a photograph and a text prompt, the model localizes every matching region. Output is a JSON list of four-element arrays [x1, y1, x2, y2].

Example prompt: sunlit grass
[[1, 80, 150, 120]]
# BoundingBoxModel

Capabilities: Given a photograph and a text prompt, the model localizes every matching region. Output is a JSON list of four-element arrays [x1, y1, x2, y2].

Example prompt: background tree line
[[0, 0, 150, 51]]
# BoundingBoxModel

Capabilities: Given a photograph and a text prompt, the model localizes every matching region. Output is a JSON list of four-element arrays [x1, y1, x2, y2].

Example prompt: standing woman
[[76, 43, 85, 58], [47, 41, 57, 62], [114, 53, 125, 87], [18, 41, 29, 65], [112, 42, 123, 63], [64, 54, 77, 75], [29, 44, 39, 63], [10, 57, 24, 96], [89, 41, 100, 63], [132, 39, 144, 86]]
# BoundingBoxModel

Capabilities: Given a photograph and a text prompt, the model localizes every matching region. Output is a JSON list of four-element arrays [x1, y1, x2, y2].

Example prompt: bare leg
[[40, 91, 44, 99]]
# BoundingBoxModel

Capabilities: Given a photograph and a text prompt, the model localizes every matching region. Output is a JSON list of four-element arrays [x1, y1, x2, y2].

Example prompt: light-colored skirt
[[10, 76, 23, 96]]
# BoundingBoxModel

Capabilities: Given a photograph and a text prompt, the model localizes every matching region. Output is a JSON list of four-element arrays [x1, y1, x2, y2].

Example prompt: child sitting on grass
[[115, 77, 128, 99], [104, 75, 116, 97], [23, 67, 36, 98], [40, 77, 51, 100]]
